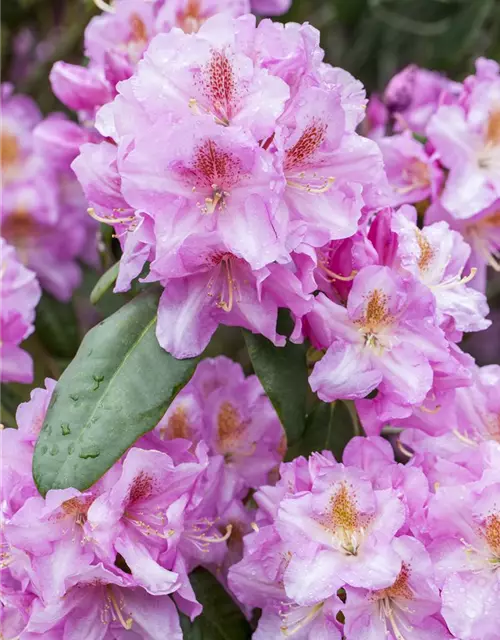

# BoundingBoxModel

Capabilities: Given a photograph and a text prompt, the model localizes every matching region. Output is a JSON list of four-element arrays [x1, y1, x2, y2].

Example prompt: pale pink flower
[[308, 265, 450, 404], [0, 239, 40, 383]]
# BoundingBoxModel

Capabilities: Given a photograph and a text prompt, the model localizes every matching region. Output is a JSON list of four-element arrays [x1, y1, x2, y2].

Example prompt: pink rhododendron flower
[[390, 207, 491, 336], [153, 356, 286, 499], [343, 536, 449, 640], [50, 0, 251, 120], [377, 132, 441, 206], [0, 239, 40, 383], [307, 264, 450, 404], [427, 471, 500, 640], [251, 0, 291, 15], [383, 64, 459, 135], [1, 85, 96, 300], [426, 198, 500, 292], [427, 59, 500, 219], [73, 13, 387, 358]]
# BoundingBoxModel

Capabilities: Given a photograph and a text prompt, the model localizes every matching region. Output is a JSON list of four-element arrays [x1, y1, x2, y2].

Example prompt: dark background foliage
[[3, 0, 500, 111]]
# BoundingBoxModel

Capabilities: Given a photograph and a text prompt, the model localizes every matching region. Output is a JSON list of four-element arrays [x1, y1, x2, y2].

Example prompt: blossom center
[[128, 472, 153, 504], [478, 109, 500, 171], [160, 406, 191, 440], [216, 401, 254, 459], [189, 140, 242, 213], [355, 289, 393, 350], [395, 159, 431, 195], [104, 586, 133, 630], [206, 252, 240, 312], [320, 483, 364, 554], [465, 211, 500, 272], [416, 230, 435, 272], [177, 0, 205, 33], [484, 514, 500, 560], [1, 130, 19, 170], [285, 121, 335, 194], [62, 497, 92, 526]]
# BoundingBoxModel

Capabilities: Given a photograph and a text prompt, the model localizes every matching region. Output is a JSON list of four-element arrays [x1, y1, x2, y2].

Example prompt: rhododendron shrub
[[2, 0, 500, 638]]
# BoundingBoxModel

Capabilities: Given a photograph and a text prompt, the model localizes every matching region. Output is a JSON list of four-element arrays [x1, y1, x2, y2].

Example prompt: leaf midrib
[[54, 314, 157, 485]]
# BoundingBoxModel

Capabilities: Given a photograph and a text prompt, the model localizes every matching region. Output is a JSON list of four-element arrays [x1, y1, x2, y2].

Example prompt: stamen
[[287, 177, 335, 194], [88, 207, 135, 226], [107, 586, 133, 630], [452, 429, 478, 447], [385, 602, 408, 640], [397, 440, 414, 458], [433, 267, 477, 290], [419, 404, 441, 414], [93, 0, 115, 13], [251, 522, 260, 532], [217, 257, 235, 312], [203, 189, 224, 215], [318, 260, 358, 282], [190, 524, 233, 544], [280, 602, 324, 637]]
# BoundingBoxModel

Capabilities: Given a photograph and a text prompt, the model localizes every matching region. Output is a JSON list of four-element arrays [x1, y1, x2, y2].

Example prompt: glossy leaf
[[90, 262, 120, 305], [180, 568, 251, 640], [292, 400, 356, 461], [243, 326, 308, 446], [35, 291, 80, 358], [33, 290, 198, 496]]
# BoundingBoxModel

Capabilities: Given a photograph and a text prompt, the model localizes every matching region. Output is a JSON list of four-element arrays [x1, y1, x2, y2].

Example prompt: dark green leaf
[[180, 568, 251, 640], [291, 400, 356, 461], [0, 384, 23, 428], [243, 325, 308, 446], [35, 291, 80, 359], [33, 290, 198, 496], [90, 262, 120, 305]]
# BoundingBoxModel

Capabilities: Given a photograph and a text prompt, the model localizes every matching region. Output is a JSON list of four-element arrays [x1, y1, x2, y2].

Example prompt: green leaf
[[243, 324, 308, 446], [291, 400, 356, 461], [180, 568, 251, 640], [0, 384, 23, 428], [35, 291, 80, 359], [33, 290, 198, 496], [90, 262, 120, 305]]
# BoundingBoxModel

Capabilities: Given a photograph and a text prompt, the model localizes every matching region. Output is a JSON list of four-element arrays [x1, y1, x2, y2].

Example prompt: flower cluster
[[1, 84, 96, 302], [1, 357, 284, 638], [51, 0, 291, 123], [0, 238, 41, 383], [368, 58, 500, 292], [72, 12, 388, 358], [229, 432, 500, 639]]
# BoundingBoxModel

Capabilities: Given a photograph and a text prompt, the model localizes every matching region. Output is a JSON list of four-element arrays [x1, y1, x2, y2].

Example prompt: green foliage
[[35, 291, 80, 359], [180, 568, 252, 640], [288, 399, 358, 461], [243, 324, 308, 447], [33, 290, 198, 495], [90, 262, 120, 305]]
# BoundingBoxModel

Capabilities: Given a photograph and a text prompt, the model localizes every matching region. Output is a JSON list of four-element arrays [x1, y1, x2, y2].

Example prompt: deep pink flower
[[0, 239, 40, 383]]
